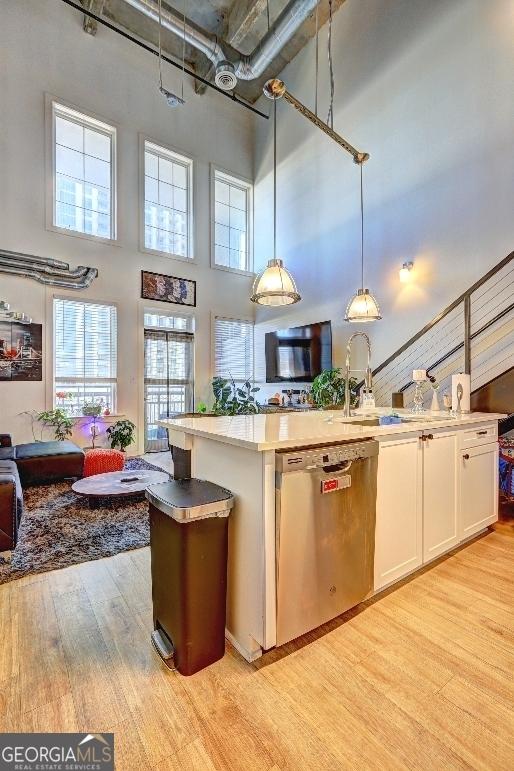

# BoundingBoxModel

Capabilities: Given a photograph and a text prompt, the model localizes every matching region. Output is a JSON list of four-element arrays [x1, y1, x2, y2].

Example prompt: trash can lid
[[145, 478, 234, 522]]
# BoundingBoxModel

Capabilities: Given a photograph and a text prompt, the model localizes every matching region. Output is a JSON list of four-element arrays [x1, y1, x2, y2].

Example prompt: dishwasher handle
[[320, 460, 352, 473]]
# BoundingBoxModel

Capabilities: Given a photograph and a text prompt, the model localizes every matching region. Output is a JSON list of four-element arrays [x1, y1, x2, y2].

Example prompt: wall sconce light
[[399, 261, 414, 283]]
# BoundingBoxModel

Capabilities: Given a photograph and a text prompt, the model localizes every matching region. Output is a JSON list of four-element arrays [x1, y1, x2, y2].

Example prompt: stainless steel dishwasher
[[275, 439, 379, 646]]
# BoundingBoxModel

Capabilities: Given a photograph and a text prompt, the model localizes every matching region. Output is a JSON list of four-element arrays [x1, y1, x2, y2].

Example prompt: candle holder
[[412, 382, 425, 413]]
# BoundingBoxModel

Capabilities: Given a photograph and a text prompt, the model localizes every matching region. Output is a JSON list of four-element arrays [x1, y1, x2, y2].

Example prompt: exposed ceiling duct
[[122, 0, 319, 89], [0, 249, 98, 289]]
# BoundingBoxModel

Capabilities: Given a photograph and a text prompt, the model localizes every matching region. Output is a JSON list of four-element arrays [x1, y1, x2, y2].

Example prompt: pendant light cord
[[314, 0, 319, 116], [360, 163, 364, 288], [181, 0, 186, 100], [273, 97, 277, 262], [327, 0, 334, 129], [158, 0, 163, 90]]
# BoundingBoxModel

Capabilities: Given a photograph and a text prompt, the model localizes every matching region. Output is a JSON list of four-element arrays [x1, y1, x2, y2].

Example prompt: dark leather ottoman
[[0, 459, 22, 550], [15, 441, 84, 486]]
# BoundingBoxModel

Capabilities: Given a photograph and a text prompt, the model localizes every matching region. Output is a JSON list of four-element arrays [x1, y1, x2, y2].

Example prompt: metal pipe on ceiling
[[121, 0, 319, 82], [237, 0, 319, 80], [60, 0, 269, 118], [0, 249, 98, 289], [122, 0, 226, 69]]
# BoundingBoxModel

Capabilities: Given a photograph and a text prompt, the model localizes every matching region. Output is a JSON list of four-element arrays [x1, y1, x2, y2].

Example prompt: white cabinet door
[[459, 442, 498, 539], [375, 434, 423, 591], [423, 430, 459, 562]]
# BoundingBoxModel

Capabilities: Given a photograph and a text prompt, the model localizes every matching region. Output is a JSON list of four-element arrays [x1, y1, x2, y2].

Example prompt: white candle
[[412, 369, 426, 382]]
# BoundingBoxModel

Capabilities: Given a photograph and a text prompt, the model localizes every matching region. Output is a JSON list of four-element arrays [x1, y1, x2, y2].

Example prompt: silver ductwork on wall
[[0, 249, 98, 289], [122, 0, 319, 88]]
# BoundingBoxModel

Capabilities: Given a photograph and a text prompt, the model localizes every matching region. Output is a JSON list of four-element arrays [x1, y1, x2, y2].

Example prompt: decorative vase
[[430, 389, 440, 412]]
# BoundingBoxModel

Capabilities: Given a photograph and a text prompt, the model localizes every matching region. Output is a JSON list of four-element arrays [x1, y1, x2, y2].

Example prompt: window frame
[[45, 94, 118, 244], [139, 134, 195, 263], [210, 165, 254, 276], [212, 313, 255, 383], [52, 295, 118, 417]]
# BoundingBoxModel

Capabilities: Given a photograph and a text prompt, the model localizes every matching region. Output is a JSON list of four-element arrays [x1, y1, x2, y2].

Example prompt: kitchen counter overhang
[[157, 410, 506, 452]]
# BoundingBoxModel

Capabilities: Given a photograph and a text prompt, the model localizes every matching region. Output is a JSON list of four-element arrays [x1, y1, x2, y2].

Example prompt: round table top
[[72, 469, 169, 498]]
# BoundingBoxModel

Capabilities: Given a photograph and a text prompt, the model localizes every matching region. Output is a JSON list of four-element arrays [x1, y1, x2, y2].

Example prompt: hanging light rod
[[263, 79, 369, 164], [60, 0, 268, 119]]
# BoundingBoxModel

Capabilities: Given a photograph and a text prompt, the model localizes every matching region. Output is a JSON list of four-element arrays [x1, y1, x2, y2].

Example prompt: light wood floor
[[1, 530, 513, 770]]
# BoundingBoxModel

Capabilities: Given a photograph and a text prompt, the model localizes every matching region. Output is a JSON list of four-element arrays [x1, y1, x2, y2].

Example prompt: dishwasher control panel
[[276, 439, 379, 473]]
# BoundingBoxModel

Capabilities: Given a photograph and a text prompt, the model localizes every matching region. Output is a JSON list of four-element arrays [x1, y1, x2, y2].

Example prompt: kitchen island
[[158, 410, 503, 662]]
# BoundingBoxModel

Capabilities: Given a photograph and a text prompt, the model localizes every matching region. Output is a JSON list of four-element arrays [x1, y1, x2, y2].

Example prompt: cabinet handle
[[426, 433, 434, 440], [463, 453, 470, 460], [477, 430, 487, 436]]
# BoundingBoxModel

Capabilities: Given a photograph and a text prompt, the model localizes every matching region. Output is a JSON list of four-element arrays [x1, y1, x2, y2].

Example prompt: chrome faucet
[[344, 332, 373, 417]]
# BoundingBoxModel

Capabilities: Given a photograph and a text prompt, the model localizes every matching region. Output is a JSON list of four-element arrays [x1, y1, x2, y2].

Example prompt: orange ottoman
[[83, 448, 125, 477]]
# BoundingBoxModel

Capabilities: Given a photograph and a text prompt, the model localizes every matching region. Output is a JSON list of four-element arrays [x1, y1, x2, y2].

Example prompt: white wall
[[0, 0, 255, 451], [254, 0, 514, 393]]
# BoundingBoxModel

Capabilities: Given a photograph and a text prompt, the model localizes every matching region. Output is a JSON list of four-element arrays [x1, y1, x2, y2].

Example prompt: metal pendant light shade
[[251, 98, 300, 306], [345, 164, 381, 322], [251, 259, 301, 305], [345, 288, 381, 322]]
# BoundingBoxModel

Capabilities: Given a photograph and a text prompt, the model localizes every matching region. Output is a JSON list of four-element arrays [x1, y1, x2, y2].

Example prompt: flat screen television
[[265, 321, 332, 383]]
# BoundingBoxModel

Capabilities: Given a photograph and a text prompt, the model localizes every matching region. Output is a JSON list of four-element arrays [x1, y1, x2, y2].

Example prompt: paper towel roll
[[451, 373, 471, 413]]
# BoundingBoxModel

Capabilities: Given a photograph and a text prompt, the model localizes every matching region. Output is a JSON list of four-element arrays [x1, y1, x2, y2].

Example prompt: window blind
[[54, 298, 117, 415], [214, 317, 254, 382]]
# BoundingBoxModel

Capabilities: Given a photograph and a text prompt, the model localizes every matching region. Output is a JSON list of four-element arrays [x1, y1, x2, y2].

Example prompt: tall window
[[143, 139, 193, 259], [54, 298, 117, 416], [51, 101, 116, 240], [214, 317, 254, 382], [144, 311, 194, 452], [212, 169, 253, 272]]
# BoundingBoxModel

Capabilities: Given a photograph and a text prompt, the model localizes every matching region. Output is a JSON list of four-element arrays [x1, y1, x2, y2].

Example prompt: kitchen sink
[[334, 415, 456, 427]]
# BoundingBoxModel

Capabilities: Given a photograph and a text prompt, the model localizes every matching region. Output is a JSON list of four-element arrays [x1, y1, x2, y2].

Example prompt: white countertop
[[158, 410, 505, 452]]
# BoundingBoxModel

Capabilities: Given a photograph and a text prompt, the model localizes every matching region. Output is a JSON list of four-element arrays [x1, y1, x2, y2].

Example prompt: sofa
[[0, 434, 84, 550]]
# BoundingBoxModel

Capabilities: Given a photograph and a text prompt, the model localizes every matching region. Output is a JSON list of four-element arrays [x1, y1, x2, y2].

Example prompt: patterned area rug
[[0, 458, 169, 585]]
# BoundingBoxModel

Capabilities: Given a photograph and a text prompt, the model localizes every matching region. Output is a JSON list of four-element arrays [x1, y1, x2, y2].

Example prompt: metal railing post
[[464, 295, 471, 375]]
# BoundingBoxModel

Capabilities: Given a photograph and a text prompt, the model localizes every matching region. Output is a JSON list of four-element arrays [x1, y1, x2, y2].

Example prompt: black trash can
[[146, 478, 234, 676]]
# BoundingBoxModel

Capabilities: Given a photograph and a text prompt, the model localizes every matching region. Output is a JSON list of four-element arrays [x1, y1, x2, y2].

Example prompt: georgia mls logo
[[0, 733, 114, 771]]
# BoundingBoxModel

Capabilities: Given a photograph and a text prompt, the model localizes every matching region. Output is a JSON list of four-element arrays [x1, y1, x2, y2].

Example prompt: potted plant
[[310, 368, 358, 410], [106, 419, 136, 452], [82, 400, 104, 448], [37, 408, 74, 441], [212, 377, 260, 415]]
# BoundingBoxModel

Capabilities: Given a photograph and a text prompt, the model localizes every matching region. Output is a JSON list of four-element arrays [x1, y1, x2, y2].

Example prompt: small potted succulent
[[106, 419, 136, 452]]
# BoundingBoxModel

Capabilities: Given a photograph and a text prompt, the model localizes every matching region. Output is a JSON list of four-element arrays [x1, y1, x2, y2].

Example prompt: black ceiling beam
[[60, 0, 269, 119]]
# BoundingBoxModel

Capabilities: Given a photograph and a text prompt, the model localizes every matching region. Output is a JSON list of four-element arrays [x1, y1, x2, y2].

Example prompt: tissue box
[[379, 415, 402, 426]]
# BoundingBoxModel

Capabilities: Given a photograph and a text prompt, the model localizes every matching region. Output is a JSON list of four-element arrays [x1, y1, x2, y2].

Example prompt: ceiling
[[80, 0, 345, 103]]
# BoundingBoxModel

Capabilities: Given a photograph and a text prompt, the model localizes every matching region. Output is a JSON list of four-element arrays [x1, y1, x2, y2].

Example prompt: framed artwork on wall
[[141, 270, 196, 308], [0, 322, 43, 381]]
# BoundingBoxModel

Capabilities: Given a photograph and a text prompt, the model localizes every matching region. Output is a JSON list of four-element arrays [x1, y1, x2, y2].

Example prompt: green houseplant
[[37, 408, 74, 441], [310, 368, 358, 409], [212, 377, 260, 415], [82, 400, 104, 417], [106, 419, 136, 451]]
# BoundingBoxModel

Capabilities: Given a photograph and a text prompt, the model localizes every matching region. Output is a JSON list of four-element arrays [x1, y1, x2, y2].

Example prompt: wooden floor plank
[[11, 580, 70, 711], [91, 594, 198, 765], [52, 588, 129, 731]]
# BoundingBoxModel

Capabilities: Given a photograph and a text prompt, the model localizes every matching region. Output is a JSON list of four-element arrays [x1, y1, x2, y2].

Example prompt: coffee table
[[72, 469, 169, 507]]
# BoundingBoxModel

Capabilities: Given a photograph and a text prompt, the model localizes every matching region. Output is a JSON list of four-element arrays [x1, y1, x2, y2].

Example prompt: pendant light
[[251, 99, 301, 306], [345, 164, 381, 322]]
